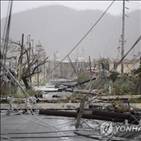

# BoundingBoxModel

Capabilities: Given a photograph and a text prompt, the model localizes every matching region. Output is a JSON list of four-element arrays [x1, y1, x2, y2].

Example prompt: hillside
[[1, 5, 141, 60]]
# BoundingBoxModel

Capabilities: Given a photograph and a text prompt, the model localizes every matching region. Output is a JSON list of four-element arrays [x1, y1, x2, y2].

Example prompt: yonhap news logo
[[100, 122, 113, 136], [100, 122, 141, 137]]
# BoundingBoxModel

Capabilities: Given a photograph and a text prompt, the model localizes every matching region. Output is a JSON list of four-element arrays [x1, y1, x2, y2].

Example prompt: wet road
[[1, 112, 99, 141], [1, 111, 140, 141]]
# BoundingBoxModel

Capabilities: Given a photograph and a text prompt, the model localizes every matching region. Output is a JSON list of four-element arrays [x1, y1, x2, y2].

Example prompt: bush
[[77, 71, 91, 89], [111, 74, 136, 95]]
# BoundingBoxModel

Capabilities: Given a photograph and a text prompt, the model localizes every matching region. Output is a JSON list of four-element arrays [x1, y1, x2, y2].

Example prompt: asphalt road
[[1, 110, 140, 141], [1, 111, 100, 141]]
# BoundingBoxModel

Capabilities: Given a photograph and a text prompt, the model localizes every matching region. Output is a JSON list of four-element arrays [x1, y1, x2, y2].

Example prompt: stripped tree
[[6, 38, 48, 89]]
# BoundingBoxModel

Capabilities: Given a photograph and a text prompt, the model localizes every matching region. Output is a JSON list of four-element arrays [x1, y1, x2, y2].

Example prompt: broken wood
[[75, 95, 86, 129]]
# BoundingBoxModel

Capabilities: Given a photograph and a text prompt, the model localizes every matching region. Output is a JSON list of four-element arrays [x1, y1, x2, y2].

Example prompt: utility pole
[[75, 95, 86, 129], [28, 35, 32, 83], [82, 47, 84, 70], [43, 50, 46, 81], [36, 44, 40, 86], [18, 34, 24, 82], [121, 0, 125, 74], [36, 41, 42, 86], [17, 34, 24, 94], [90, 23, 93, 64], [89, 56, 92, 77]]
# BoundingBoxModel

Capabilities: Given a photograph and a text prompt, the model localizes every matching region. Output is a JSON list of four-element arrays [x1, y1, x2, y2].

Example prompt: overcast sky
[[1, 1, 141, 19]]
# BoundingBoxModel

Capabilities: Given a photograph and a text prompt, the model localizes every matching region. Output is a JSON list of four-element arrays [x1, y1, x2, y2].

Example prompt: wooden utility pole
[[43, 50, 46, 81], [17, 34, 24, 94], [36, 41, 42, 86], [8, 61, 12, 95], [28, 35, 32, 83], [90, 23, 93, 63], [121, 0, 125, 74], [18, 34, 24, 82], [89, 56, 92, 77], [75, 95, 87, 129]]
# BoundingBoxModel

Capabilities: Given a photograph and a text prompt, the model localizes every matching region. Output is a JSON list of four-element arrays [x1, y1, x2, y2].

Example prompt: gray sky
[[1, 1, 141, 19]]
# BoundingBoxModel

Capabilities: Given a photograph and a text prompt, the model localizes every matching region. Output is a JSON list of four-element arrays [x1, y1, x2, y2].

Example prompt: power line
[[87, 35, 141, 93], [40, 0, 115, 82], [103, 14, 121, 56], [1, 0, 13, 59]]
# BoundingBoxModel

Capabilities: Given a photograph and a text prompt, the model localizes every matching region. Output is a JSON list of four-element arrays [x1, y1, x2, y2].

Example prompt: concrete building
[[109, 59, 140, 74]]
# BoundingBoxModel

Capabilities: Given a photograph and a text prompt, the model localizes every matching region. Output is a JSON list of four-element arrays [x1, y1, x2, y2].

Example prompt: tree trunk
[[22, 77, 30, 89]]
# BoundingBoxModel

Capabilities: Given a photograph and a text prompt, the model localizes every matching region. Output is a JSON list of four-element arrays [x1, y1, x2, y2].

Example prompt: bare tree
[[7, 39, 48, 89]]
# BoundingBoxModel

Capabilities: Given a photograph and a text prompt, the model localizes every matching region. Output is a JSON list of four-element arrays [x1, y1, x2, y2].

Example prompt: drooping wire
[[1, 0, 13, 61], [40, 0, 116, 83], [89, 35, 141, 93], [103, 13, 121, 56], [84, 36, 141, 107], [97, 54, 140, 96]]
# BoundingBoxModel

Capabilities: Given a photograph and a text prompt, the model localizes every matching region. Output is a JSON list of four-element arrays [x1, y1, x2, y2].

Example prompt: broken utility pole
[[75, 95, 87, 129]]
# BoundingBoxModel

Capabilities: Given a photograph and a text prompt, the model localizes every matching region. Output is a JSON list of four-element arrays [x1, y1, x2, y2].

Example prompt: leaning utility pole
[[36, 41, 42, 86], [121, 0, 125, 74], [17, 34, 24, 94], [18, 34, 24, 82]]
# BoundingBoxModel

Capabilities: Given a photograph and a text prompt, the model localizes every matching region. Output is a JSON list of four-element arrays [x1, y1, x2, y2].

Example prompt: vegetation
[[77, 71, 91, 89], [8, 92, 25, 98], [38, 79, 49, 86], [75, 57, 141, 96], [111, 100, 130, 113], [129, 96, 141, 103], [110, 74, 135, 95], [109, 71, 120, 83], [2, 38, 49, 90], [132, 57, 141, 94], [96, 57, 110, 71]]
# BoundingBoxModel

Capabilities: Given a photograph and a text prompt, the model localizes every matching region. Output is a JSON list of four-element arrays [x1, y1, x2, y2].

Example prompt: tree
[[77, 71, 91, 89], [132, 57, 141, 94], [6, 38, 49, 89], [109, 71, 120, 83], [96, 57, 110, 71]]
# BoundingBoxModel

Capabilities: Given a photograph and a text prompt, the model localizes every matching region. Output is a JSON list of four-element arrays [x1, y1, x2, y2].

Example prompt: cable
[[2, 135, 80, 139], [89, 35, 141, 93], [1, 135, 20, 141], [74, 131, 102, 140], [1, 119, 31, 141], [98, 53, 141, 94], [40, 0, 115, 83], [0, 129, 93, 135], [1, 114, 17, 122], [129, 113, 141, 124], [55, 120, 76, 127], [84, 54, 140, 107], [3, 92, 77, 137], [83, 119, 99, 131], [2, 1, 13, 66], [0, 61, 32, 102], [3, 103, 57, 135], [8, 102, 77, 134], [103, 13, 121, 56]]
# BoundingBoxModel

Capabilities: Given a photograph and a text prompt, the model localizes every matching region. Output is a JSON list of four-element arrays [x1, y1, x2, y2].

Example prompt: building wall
[[109, 60, 139, 73]]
